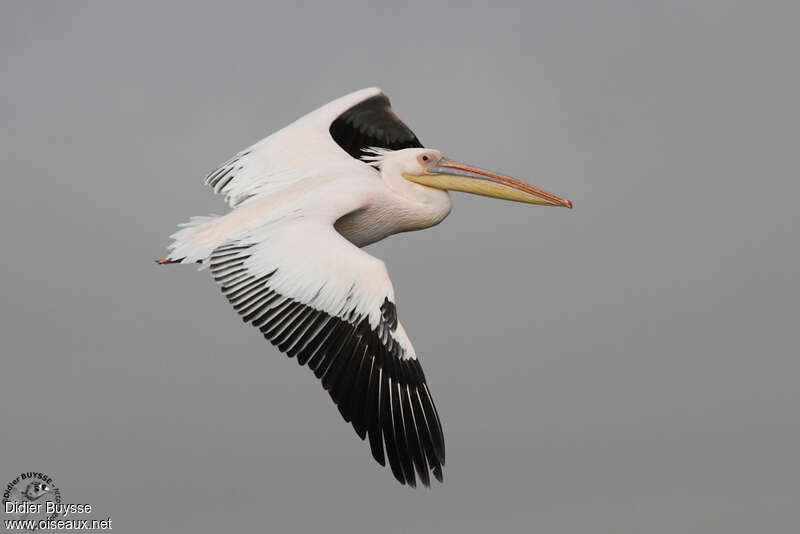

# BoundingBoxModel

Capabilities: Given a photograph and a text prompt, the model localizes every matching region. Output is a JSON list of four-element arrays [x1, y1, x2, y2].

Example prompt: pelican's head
[[364, 148, 572, 208]]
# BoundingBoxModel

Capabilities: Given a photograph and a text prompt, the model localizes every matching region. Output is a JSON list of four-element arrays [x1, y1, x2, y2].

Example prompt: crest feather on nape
[[360, 147, 395, 167]]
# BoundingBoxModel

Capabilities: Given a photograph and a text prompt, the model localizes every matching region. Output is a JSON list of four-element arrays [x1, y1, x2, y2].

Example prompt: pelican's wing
[[205, 87, 423, 207], [208, 214, 444, 487]]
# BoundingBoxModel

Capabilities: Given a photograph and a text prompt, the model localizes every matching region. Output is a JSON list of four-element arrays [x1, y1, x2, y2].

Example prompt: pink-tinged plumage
[[158, 88, 571, 487]]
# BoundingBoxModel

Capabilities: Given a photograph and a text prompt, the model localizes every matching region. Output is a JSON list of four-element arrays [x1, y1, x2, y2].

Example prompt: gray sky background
[[1, 1, 799, 532]]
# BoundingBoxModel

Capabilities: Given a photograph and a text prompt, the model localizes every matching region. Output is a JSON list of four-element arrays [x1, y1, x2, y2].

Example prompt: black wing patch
[[329, 93, 424, 161], [209, 242, 445, 487]]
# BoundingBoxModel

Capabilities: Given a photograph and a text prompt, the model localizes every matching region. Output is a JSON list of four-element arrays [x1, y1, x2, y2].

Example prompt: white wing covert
[[204, 87, 423, 207]]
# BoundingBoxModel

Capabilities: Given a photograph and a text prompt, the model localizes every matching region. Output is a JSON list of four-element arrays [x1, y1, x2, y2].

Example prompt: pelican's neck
[[379, 160, 452, 230]]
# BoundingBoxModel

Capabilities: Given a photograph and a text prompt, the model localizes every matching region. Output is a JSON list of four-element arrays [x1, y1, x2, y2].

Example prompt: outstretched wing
[[208, 214, 445, 487], [205, 87, 423, 207]]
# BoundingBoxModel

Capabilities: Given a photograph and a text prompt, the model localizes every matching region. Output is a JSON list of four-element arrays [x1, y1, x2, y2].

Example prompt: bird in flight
[[157, 88, 572, 487]]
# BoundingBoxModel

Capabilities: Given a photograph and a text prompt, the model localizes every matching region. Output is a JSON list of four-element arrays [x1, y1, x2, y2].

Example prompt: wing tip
[[433, 465, 443, 483]]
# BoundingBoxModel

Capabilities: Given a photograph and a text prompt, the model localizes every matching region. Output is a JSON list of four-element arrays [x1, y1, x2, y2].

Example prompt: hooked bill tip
[[564, 199, 573, 209]]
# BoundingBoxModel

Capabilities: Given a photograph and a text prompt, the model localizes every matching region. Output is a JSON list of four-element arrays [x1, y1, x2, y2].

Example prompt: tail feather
[[159, 215, 221, 266]]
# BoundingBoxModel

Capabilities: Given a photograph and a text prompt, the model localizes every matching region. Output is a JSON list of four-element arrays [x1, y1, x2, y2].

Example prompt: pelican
[[158, 88, 572, 487]]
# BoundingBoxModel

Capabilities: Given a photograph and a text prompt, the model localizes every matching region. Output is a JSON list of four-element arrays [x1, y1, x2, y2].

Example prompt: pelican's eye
[[417, 153, 437, 168]]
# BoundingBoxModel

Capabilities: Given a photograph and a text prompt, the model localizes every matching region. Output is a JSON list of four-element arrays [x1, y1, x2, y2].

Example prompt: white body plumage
[[159, 88, 571, 487]]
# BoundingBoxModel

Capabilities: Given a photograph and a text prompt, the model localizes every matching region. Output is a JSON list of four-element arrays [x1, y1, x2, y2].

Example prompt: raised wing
[[208, 213, 445, 487], [205, 88, 423, 207]]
